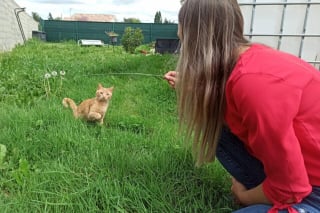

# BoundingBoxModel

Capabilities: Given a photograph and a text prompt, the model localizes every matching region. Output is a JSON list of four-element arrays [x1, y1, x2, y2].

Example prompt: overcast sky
[[15, 0, 181, 23]]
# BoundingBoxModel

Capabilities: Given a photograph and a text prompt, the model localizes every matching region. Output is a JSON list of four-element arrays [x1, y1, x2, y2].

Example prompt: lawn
[[0, 40, 237, 212]]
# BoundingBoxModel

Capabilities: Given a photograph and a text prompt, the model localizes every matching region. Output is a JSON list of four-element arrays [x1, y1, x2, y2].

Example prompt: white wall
[[0, 0, 38, 52], [238, 0, 320, 67]]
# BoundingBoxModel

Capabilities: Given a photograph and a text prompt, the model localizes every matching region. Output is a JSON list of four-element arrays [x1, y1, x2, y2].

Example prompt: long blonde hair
[[176, 0, 249, 166]]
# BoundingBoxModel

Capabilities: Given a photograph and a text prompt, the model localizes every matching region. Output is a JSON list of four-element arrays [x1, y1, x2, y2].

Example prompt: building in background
[[63, 14, 116, 22], [0, 0, 38, 52]]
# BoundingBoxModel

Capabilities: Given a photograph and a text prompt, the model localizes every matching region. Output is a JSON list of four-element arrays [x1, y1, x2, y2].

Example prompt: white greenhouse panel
[[238, 0, 320, 67]]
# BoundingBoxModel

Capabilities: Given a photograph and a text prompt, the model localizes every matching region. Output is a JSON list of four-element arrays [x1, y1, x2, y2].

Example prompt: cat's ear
[[110, 86, 114, 90], [97, 83, 103, 89]]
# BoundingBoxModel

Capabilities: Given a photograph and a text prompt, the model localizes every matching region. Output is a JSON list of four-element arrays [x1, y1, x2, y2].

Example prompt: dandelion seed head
[[51, 71, 58, 77], [44, 73, 51, 79], [60, 70, 66, 76]]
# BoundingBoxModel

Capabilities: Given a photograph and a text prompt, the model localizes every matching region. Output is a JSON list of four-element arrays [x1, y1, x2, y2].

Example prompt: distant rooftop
[[64, 13, 116, 22]]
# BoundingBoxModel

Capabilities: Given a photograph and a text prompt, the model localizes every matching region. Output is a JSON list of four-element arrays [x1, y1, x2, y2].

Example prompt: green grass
[[0, 40, 238, 212]]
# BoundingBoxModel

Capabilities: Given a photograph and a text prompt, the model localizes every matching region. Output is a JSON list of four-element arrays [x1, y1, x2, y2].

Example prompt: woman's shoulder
[[230, 43, 315, 85], [239, 43, 312, 68]]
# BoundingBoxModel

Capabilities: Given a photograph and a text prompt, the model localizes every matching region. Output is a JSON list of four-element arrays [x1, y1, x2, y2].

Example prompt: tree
[[163, 18, 175, 24], [48, 12, 54, 20], [47, 12, 62, 20], [154, 11, 162, 23], [121, 27, 144, 53], [32, 12, 43, 30], [123, 18, 141, 23], [32, 12, 42, 22]]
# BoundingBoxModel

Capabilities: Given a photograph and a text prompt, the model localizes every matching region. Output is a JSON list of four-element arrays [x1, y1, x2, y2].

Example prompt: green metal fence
[[40, 20, 178, 45]]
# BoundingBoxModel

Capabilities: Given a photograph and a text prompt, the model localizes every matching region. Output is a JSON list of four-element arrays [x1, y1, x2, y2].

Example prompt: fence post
[[149, 23, 152, 44], [277, 0, 288, 50], [249, 0, 257, 40], [298, 0, 311, 58]]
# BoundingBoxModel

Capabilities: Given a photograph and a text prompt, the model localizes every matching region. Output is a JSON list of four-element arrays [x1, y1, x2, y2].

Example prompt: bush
[[121, 27, 144, 53]]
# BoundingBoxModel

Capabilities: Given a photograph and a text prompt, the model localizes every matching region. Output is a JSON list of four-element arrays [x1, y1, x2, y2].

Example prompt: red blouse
[[225, 44, 320, 211]]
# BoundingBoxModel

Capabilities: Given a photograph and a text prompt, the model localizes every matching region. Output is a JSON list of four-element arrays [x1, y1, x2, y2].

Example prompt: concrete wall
[[0, 0, 38, 52]]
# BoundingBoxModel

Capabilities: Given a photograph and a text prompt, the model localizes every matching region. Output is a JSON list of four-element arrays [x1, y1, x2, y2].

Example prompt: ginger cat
[[62, 84, 114, 125]]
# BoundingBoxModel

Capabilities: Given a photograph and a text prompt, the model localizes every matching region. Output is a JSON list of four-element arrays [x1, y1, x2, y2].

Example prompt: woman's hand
[[231, 177, 271, 206], [163, 71, 177, 89], [231, 177, 248, 204]]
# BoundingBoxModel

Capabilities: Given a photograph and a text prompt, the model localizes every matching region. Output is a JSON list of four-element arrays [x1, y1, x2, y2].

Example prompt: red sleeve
[[230, 73, 312, 206]]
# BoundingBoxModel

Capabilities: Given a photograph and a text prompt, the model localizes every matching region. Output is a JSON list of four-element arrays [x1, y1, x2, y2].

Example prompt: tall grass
[[0, 40, 237, 212]]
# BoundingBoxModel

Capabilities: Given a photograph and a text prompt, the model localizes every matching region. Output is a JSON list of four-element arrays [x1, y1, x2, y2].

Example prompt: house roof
[[64, 13, 116, 22]]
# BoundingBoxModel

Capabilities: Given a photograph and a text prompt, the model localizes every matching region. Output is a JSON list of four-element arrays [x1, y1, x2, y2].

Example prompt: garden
[[0, 39, 237, 212]]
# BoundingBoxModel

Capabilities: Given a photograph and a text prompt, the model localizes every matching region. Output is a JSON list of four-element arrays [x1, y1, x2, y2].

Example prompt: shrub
[[121, 27, 144, 53]]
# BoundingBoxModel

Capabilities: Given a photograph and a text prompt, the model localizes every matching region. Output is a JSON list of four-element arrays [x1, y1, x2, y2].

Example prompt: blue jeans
[[216, 127, 320, 213]]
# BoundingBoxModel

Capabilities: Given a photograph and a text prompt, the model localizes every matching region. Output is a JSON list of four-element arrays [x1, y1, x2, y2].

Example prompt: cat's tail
[[62, 98, 78, 118]]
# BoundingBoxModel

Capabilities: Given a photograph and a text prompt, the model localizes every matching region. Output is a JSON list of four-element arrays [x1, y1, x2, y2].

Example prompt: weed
[[43, 70, 66, 98]]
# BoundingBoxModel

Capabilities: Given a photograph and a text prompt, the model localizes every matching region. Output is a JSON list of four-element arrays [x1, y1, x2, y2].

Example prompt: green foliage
[[121, 27, 144, 54], [154, 11, 162, 23], [0, 39, 68, 106], [134, 42, 156, 55], [48, 12, 53, 20], [135, 44, 151, 54], [32, 12, 42, 22], [164, 18, 175, 24], [0, 144, 7, 169], [43, 70, 66, 98], [123, 17, 141, 23], [12, 158, 31, 187], [47, 12, 61, 21]]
